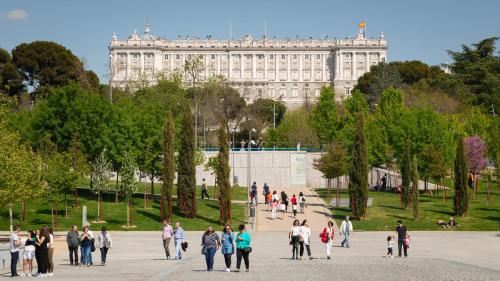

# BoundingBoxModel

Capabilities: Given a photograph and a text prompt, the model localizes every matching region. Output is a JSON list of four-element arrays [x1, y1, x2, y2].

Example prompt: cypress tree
[[411, 156, 419, 219], [454, 136, 469, 216], [162, 110, 175, 221], [401, 140, 411, 209], [348, 112, 368, 218], [178, 105, 197, 218], [217, 117, 232, 225]]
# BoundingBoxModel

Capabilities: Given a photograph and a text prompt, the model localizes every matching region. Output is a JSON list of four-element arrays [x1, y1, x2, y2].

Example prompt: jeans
[[100, 247, 109, 264], [236, 248, 249, 270], [163, 238, 171, 258], [174, 239, 182, 259], [223, 253, 232, 268], [341, 233, 350, 248], [300, 242, 311, 257], [291, 236, 300, 259], [80, 245, 91, 265], [398, 239, 408, 257], [10, 251, 19, 276], [68, 245, 79, 265], [204, 247, 216, 271]]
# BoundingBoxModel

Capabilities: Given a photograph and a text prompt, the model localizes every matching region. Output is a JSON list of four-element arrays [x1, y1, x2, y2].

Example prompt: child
[[271, 199, 278, 219], [386, 235, 395, 258], [280, 200, 286, 218]]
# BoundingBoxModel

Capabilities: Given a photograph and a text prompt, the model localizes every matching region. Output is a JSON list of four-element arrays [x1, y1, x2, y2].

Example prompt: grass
[[316, 178, 500, 231], [1, 189, 247, 232], [77, 178, 248, 201]]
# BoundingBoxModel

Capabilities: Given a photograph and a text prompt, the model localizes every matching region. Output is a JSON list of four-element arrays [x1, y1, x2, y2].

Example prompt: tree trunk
[[474, 174, 479, 200], [97, 193, 101, 222], [22, 201, 26, 222], [65, 194, 68, 218], [51, 206, 55, 230], [127, 200, 130, 227], [144, 179, 148, 208], [150, 172, 155, 202], [74, 187, 79, 208], [115, 172, 120, 203], [55, 204, 58, 227]]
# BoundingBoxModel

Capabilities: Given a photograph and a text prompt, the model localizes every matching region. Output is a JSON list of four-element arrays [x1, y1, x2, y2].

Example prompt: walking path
[[2, 231, 498, 281], [255, 187, 337, 232]]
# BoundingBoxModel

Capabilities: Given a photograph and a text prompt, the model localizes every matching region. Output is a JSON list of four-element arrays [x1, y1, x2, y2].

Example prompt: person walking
[[47, 228, 55, 276], [201, 226, 220, 272], [235, 224, 251, 272], [271, 199, 278, 219], [220, 225, 235, 272], [67, 225, 80, 266], [80, 226, 93, 266], [97, 227, 112, 265], [299, 192, 306, 214], [281, 191, 289, 212], [289, 219, 301, 260], [9, 224, 21, 277], [173, 222, 185, 260], [35, 227, 50, 276], [263, 183, 270, 204], [291, 194, 298, 218], [320, 221, 335, 259], [201, 178, 209, 199], [396, 220, 410, 257], [162, 219, 174, 260], [21, 231, 36, 277], [250, 182, 258, 205], [300, 220, 312, 260], [340, 216, 353, 248], [386, 235, 395, 258], [272, 190, 279, 202], [87, 226, 95, 266]]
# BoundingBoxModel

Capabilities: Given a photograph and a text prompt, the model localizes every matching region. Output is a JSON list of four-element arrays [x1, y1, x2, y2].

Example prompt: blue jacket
[[235, 231, 251, 249], [220, 232, 234, 254], [173, 227, 184, 240]]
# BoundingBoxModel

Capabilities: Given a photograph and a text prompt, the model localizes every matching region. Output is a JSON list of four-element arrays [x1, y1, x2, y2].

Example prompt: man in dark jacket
[[396, 220, 408, 257], [67, 225, 80, 265]]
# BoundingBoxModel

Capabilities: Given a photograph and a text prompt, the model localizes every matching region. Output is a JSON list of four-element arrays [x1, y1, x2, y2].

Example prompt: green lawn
[[316, 178, 500, 231], [77, 178, 248, 201], [1, 189, 247, 232]]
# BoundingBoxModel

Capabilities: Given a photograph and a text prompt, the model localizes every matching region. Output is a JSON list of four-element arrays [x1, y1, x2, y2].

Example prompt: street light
[[247, 128, 256, 220], [230, 128, 237, 185]]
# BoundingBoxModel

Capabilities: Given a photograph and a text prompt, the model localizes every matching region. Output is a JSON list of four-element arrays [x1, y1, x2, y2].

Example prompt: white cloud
[[4, 9, 28, 21]]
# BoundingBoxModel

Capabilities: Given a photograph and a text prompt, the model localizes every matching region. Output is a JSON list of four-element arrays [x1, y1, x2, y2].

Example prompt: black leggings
[[300, 241, 311, 257], [236, 249, 249, 270], [223, 253, 232, 268]]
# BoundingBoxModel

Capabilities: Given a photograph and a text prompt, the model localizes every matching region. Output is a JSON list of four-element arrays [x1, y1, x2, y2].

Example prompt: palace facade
[[109, 22, 387, 106]]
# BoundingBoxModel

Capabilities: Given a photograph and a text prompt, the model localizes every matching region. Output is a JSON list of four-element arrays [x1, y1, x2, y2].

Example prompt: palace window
[[305, 54, 309, 59], [164, 55, 169, 59], [211, 54, 216, 60], [317, 54, 321, 59], [281, 54, 286, 60], [257, 54, 264, 59], [270, 54, 274, 59], [293, 54, 297, 59], [132, 53, 140, 59], [176, 54, 180, 60], [246, 55, 252, 59]]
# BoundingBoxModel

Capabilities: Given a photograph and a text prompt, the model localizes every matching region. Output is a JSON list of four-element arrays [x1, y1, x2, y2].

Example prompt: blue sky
[[1, 0, 499, 81]]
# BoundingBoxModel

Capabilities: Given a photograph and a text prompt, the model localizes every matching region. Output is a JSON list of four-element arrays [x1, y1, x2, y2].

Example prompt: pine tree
[[177, 105, 197, 218], [348, 112, 368, 218], [454, 136, 469, 216], [411, 156, 419, 219], [401, 140, 412, 209], [162, 110, 175, 222], [217, 117, 232, 225]]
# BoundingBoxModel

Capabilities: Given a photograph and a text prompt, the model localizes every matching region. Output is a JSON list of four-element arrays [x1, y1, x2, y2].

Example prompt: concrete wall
[[196, 150, 327, 188]]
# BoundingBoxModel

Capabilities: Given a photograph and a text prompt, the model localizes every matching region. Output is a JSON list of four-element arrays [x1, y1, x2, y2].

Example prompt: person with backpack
[[97, 227, 112, 265], [340, 216, 353, 248], [289, 219, 301, 260], [220, 224, 234, 272], [320, 221, 335, 259]]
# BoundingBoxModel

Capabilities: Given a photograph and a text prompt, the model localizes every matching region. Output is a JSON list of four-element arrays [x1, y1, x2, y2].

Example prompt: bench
[[330, 198, 373, 208]]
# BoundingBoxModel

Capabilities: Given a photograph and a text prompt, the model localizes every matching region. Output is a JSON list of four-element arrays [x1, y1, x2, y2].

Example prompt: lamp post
[[231, 129, 236, 185], [247, 128, 256, 218]]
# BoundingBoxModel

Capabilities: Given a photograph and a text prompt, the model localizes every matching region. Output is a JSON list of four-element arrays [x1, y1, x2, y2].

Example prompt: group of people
[[8, 224, 113, 278], [9, 225, 55, 277], [161, 220, 185, 260], [266, 189, 307, 219]]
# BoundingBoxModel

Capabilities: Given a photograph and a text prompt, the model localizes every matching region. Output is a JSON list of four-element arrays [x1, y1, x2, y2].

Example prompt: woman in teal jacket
[[235, 224, 251, 272]]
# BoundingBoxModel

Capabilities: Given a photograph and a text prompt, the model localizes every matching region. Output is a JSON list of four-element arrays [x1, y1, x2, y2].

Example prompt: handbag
[[201, 246, 207, 255], [243, 247, 252, 253], [90, 239, 96, 252]]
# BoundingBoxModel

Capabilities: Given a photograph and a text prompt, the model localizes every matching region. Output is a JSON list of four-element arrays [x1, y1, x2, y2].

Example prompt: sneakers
[[226, 268, 231, 272], [48, 273, 54, 276], [327, 256, 331, 260], [245, 269, 249, 272]]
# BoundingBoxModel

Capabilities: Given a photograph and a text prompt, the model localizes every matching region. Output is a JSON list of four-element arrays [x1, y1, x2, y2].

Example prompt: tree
[[184, 56, 204, 87], [454, 136, 469, 216], [419, 144, 448, 191], [0, 48, 24, 97], [348, 112, 369, 218], [68, 135, 90, 208], [161, 110, 175, 221], [120, 152, 138, 227], [464, 135, 488, 198], [310, 86, 338, 145], [411, 156, 419, 219], [354, 63, 403, 107], [217, 117, 232, 225], [400, 140, 412, 209], [177, 105, 197, 218], [11, 41, 86, 98], [247, 98, 286, 129], [91, 149, 112, 222], [268, 109, 319, 148]]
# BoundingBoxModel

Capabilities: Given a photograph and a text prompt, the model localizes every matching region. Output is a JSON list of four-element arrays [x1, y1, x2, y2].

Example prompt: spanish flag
[[358, 21, 366, 29]]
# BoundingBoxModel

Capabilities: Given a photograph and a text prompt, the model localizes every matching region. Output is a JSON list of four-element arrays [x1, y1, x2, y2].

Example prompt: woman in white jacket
[[97, 227, 112, 265]]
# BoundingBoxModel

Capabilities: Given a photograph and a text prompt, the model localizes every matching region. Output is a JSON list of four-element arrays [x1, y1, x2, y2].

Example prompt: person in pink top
[[271, 199, 278, 219], [162, 219, 174, 260]]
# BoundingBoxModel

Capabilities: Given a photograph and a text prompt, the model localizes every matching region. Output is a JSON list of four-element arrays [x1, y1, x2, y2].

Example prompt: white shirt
[[10, 233, 19, 253], [340, 220, 353, 234], [388, 240, 394, 248], [300, 226, 311, 244], [291, 226, 301, 236]]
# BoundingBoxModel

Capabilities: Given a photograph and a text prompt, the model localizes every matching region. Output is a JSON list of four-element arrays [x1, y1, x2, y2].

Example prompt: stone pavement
[[2, 231, 499, 281]]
